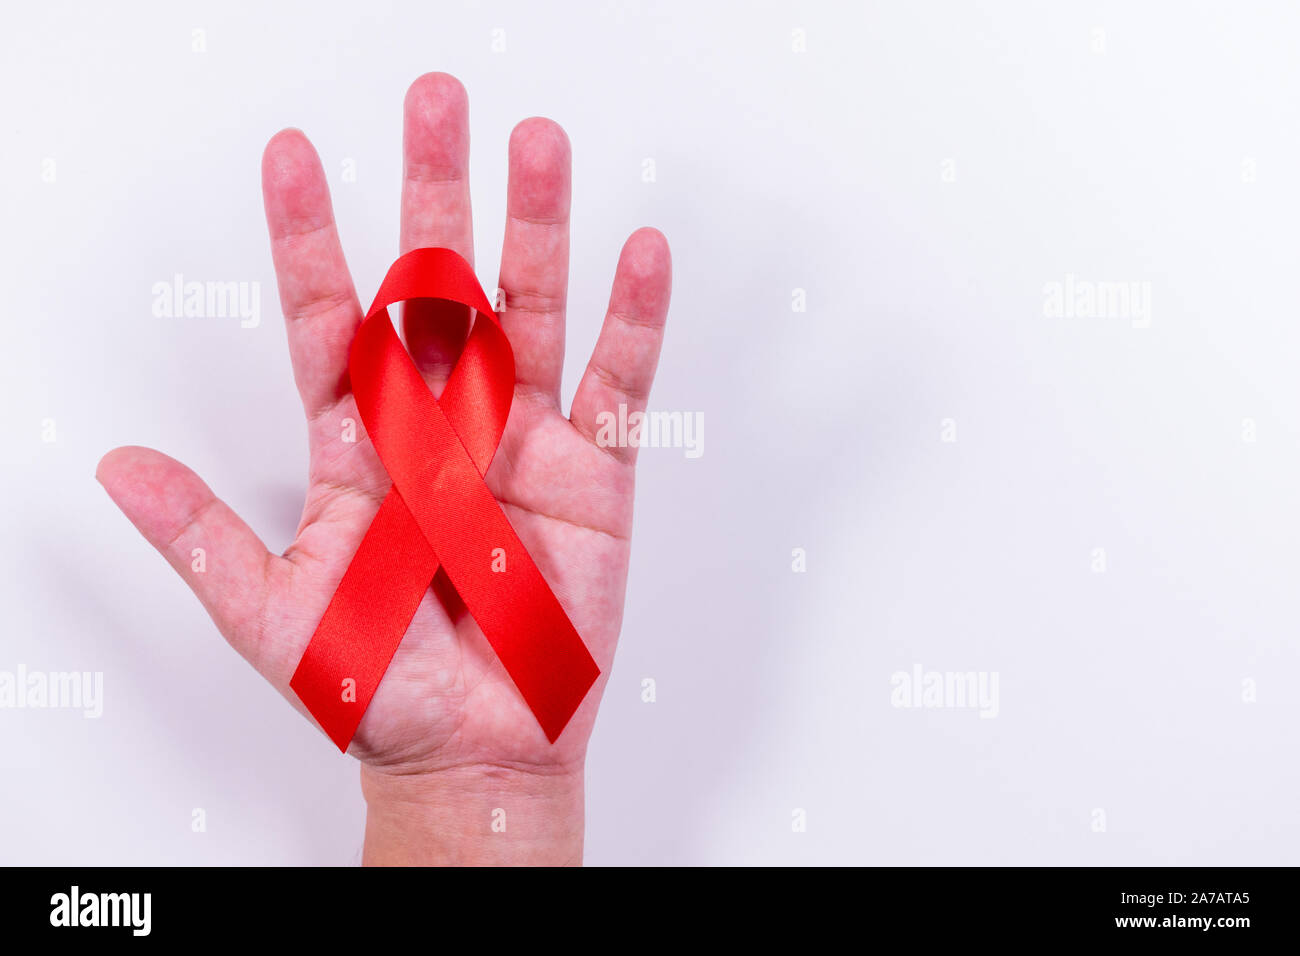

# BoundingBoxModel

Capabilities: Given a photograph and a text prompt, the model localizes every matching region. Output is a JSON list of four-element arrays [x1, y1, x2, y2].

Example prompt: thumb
[[96, 446, 284, 676]]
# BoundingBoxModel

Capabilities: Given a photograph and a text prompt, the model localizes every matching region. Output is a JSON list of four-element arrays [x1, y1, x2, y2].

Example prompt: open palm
[[97, 73, 672, 782]]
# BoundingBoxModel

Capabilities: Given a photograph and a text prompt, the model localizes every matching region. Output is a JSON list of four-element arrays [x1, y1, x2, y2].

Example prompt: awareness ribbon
[[289, 248, 600, 751]]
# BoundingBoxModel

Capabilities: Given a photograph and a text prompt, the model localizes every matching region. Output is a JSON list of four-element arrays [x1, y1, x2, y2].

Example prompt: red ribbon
[[290, 248, 600, 751]]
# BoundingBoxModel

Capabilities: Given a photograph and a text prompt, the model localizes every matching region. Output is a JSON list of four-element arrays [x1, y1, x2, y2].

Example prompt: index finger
[[262, 128, 363, 422]]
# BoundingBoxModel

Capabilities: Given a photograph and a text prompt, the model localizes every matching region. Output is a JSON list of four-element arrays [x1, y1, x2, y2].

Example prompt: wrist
[[360, 762, 585, 866]]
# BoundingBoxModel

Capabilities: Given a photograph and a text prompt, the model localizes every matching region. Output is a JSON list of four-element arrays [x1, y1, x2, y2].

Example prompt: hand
[[96, 73, 672, 865]]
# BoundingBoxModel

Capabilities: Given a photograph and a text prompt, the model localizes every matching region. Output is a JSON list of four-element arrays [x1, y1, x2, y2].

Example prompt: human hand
[[96, 72, 672, 864]]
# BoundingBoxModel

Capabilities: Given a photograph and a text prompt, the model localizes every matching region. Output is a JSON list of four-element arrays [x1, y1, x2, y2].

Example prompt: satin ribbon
[[290, 248, 600, 751]]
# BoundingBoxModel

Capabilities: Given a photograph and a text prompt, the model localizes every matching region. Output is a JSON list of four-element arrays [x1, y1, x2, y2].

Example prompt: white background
[[3, 1, 1299, 865]]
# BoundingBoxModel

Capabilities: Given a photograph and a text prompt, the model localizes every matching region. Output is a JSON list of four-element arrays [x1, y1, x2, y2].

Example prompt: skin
[[95, 72, 672, 865]]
